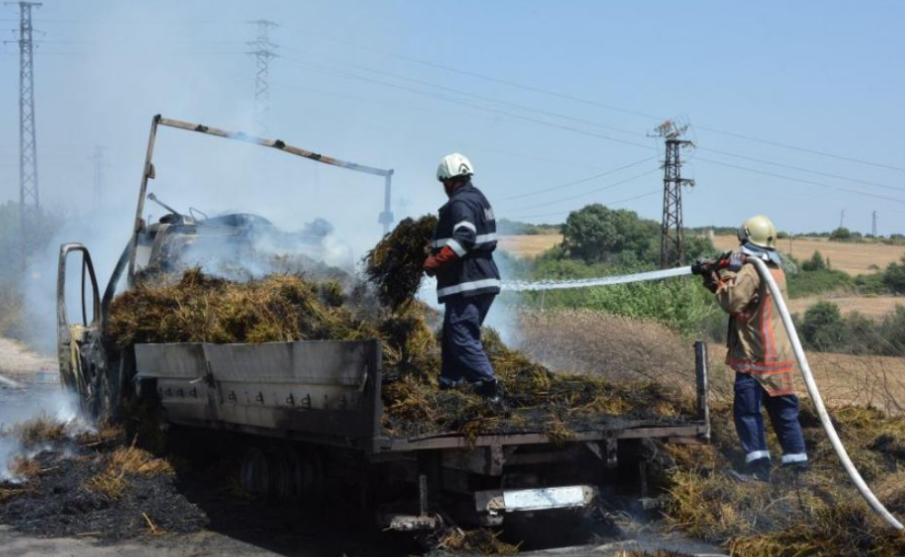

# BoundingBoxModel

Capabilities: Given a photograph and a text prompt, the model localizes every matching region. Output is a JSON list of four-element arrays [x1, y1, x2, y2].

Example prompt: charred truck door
[[56, 243, 113, 418]]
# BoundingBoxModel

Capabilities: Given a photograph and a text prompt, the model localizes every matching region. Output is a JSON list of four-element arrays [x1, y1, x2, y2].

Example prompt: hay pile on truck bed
[[106, 216, 695, 441]]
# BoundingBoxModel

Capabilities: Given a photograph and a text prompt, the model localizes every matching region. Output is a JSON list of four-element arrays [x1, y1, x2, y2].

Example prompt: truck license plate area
[[475, 485, 597, 516]]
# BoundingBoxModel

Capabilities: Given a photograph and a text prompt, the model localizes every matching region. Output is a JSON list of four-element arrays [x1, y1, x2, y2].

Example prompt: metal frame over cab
[[57, 116, 395, 419]]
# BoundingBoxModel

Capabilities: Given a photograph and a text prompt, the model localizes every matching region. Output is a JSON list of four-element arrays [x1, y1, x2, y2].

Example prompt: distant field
[[789, 294, 903, 320], [713, 235, 905, 276], [502, 233, 905, 274], [801, 352, 905, 414], [497, 234, 562, 258]]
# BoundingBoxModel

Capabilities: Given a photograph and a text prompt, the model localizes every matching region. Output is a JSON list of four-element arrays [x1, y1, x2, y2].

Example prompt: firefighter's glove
[[423, 245, 458, 277], [691, 258, 712, 276], [702, 272, 720, 293], [719, 251, 746, 273]]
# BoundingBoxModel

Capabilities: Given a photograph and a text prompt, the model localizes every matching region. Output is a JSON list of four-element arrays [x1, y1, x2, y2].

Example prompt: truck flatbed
[[134, 339, 710, 455]]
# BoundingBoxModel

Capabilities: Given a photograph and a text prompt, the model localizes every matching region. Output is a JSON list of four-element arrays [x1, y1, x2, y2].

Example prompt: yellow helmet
[[738, 215, 777, 249]]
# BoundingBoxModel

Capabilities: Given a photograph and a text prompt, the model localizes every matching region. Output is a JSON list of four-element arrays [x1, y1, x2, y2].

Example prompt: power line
[[278, 26, 905, 174], [694, 125, 905, 174], [699, 146, 905, 193], [497, 157, 655, 202], [280, 44, 647, 140], [270, 79, 615, 173], [503, 168, 659, 212], [278, 52, 905, 200], [503, 190, 661, 220], [696, 157, 905, 205], [279, 56, 657, 152]]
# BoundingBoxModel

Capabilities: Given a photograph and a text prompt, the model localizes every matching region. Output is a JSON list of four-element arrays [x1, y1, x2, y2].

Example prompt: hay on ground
[[662, 403, 905, 556]]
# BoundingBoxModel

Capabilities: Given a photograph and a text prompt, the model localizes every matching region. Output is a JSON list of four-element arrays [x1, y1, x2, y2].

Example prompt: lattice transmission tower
[[248, 20, 278, 134], [7, 1, 42, 268], [652, 121, 695, 269]]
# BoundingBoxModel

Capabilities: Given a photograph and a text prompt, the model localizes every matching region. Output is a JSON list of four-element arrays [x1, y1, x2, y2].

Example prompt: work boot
[[782, 460, 809, 473], [439, 377, 465, 391], [727, 458, 771, 484], [474, 379, 502, 404], [749, 457, 772, 483]]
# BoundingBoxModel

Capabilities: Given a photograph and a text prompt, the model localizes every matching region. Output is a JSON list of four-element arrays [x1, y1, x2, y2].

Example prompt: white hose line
[[749, 256, 904, 530], [501, 266, 692, 292]]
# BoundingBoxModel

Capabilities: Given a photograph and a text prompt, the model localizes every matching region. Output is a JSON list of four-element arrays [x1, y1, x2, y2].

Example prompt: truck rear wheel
[[239, 445, 325, 506]]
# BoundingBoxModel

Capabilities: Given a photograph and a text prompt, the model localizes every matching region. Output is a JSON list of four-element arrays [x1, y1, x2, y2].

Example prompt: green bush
[[521, 259, 718, 336], [876, 306, 905, 355], [801, 251, 827, 272], [799, 301, 846, 351], [829, 227, 853, 241], [793, 301, 905, 356], [583, 277, 717, 336], [561, 204, 659, 264], [559, 203, 714, 266], [786, 267, 852, 298], [852, 273, 888, 295], [883, 255, 905, 294]]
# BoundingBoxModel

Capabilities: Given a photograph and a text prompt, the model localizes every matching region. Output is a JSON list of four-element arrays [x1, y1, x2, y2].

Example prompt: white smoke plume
[[0, 388, 91, 483]]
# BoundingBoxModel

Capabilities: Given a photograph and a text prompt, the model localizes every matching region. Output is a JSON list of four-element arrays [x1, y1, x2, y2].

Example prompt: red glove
[[424, 245, 458, 277]]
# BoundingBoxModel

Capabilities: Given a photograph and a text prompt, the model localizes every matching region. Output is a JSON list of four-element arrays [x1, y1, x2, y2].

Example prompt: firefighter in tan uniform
[[695, 215, 807, 482]]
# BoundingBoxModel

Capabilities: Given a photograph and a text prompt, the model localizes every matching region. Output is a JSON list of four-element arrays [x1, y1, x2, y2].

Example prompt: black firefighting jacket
[[430, 182, 501, 303]]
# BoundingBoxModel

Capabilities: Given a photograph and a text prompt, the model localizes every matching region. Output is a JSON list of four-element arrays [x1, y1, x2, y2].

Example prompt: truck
[[57, 115, 711, 533]]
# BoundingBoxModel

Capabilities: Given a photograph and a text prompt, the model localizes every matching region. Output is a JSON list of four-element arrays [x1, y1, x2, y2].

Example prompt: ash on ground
[[0, 421, 207, 541]]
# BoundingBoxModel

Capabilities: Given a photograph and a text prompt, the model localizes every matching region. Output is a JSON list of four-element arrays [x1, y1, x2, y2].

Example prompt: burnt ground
[[0, 449, 206, 540], [0, 440, 415, 557], [0, 380, 723, 557], [0, 431, 722, 557]]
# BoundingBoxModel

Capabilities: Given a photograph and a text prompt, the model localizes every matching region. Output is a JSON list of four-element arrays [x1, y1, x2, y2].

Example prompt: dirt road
[[0, 338, 56, 379], [0, 528, 283, 557]]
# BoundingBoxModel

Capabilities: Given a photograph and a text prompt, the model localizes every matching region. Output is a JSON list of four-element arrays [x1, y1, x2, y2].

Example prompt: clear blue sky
[[1, 0, 903, 249]]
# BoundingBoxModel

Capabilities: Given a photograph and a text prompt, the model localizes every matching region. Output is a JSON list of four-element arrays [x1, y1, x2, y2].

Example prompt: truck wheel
[[279, 448, 325, 506], [239, 447, 271, 497]]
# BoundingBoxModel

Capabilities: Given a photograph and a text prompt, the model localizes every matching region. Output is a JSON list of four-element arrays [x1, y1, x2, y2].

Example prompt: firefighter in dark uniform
[[423, 153, 502, 402]]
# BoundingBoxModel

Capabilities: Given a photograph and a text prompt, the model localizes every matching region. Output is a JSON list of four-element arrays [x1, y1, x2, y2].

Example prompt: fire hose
[[501, 259, 905, 530]]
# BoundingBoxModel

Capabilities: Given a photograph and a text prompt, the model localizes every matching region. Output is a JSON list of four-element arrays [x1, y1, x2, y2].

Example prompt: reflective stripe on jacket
[[716, 260, 796, 397], [430, 182, 501, 303]]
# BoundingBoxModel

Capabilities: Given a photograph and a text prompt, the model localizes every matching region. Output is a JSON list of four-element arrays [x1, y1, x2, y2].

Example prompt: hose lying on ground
[[748, 256, 904, 530]]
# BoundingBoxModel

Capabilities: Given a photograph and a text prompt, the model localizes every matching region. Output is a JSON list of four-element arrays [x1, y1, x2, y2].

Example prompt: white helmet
[[436, 153, 474, 182]]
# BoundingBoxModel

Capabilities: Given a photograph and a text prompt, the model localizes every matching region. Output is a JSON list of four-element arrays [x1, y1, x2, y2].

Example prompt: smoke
[[0, 386, 90, 483], [2, 0, 516, 355]]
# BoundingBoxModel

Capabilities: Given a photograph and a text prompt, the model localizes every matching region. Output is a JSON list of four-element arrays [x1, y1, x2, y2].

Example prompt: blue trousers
[[734, 372, 807, 466], [440, 294, 496, 386]]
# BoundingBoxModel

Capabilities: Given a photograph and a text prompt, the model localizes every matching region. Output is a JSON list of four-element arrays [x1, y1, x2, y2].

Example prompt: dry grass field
[[789, 294, 904, 319], [500, 233, 905, 275], [713, 234, 905, 276], [517, 309, 905, 414], [497, 234, 562, 258]]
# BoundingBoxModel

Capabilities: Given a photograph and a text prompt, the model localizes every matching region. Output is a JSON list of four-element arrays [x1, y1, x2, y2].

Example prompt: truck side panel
[[135, 340, 381, 442]]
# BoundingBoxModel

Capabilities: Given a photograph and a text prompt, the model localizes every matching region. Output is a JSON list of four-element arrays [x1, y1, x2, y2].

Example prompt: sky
[[1, 0, 903, 260]]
